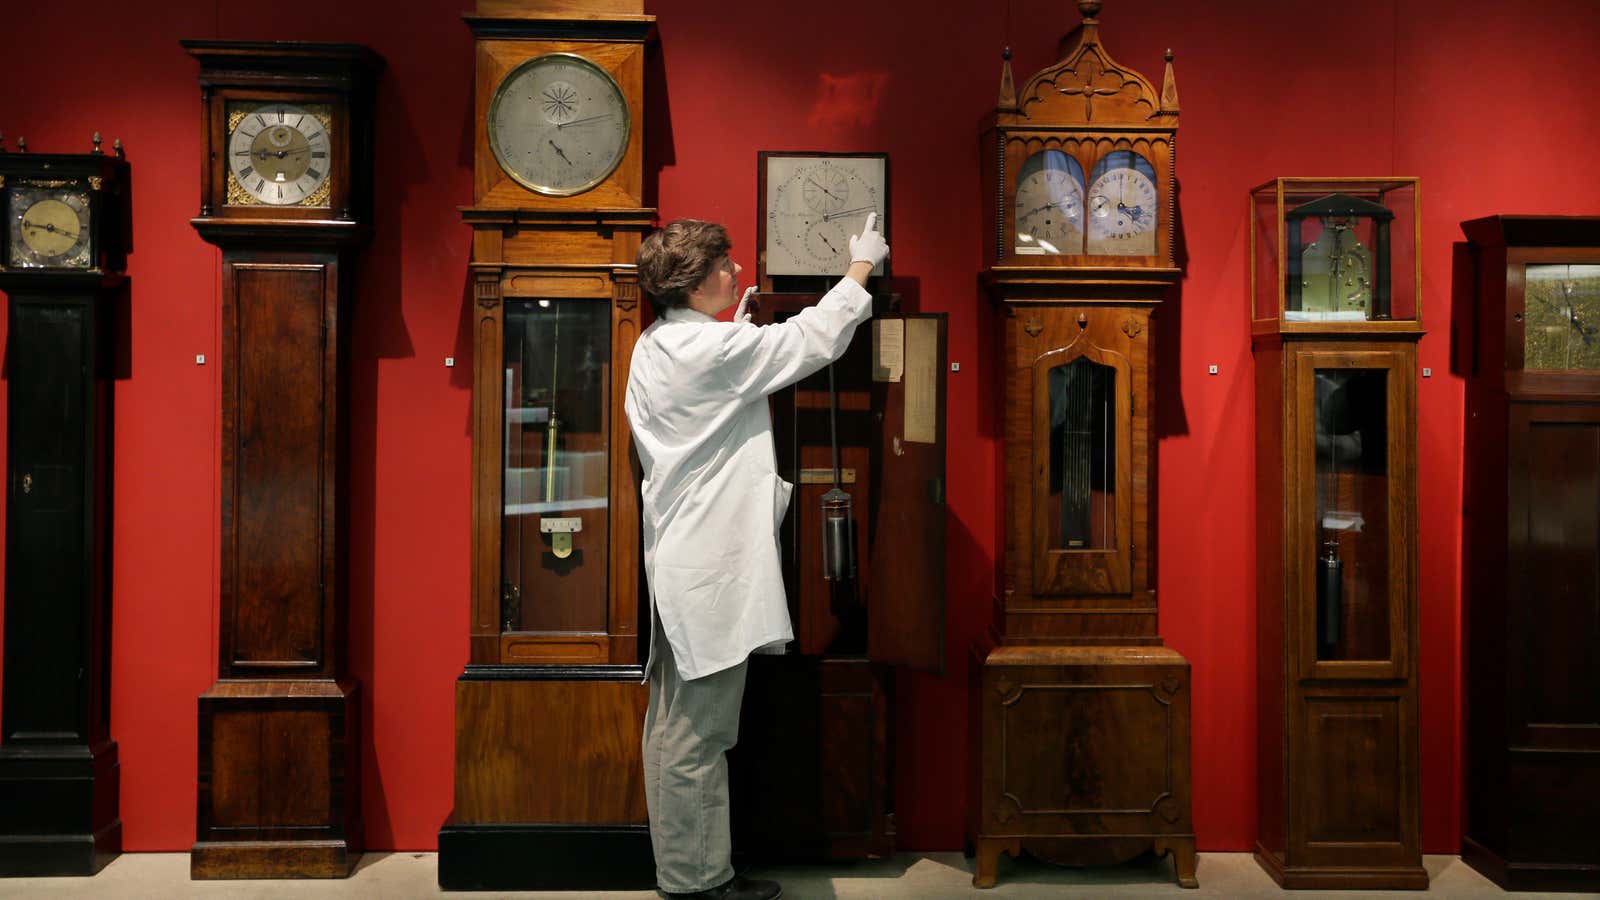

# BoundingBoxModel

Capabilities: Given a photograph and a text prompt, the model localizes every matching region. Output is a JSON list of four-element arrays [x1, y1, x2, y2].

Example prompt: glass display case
[[1251, 177, 1425, 889], [1252, 178, 1418, 330]]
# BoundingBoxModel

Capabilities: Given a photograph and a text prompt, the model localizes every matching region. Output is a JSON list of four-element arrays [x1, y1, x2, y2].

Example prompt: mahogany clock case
[[1460, 215, 1600, 893]]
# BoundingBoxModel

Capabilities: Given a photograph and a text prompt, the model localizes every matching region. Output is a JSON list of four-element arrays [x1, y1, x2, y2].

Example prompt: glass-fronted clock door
[[502, 297, 612, 634]]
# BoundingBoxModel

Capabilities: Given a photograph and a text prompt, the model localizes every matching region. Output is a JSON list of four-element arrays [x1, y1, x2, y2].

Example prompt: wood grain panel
[[226, 262, 329, 670], [1304, 697, 1401, 845], [454, 679, 647, 823]]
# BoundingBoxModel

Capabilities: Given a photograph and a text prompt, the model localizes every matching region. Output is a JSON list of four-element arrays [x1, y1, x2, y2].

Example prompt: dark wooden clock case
[[1460, 215, 1600, 893], [0, 148, 130, 877], [183, 40, 382, 879]]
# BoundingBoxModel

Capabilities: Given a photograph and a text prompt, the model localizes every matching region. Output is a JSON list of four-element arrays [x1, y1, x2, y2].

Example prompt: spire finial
[[93, 132, 103, 155]]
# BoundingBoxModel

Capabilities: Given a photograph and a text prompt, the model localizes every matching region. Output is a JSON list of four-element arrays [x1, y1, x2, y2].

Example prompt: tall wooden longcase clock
[[437, 0, 656, 891], [1250, 177, 1426, 889], [1461, 215, 1600, 893], [0, 137, 130, 876], [183, 41, 382, 879], [971, 1, 1195, 888]]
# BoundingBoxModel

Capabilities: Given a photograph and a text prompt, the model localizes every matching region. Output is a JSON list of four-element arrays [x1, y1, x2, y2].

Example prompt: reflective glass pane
[[1014, 150, 1086, 256], [1048, 357, 1116, 550], [1313, 369, 1390, 662], [502, 298, 611, 633], [1524, 264, 1600, 371]]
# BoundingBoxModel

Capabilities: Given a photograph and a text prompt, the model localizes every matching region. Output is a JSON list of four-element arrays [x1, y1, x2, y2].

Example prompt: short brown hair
[[636, 219, 731, 315]]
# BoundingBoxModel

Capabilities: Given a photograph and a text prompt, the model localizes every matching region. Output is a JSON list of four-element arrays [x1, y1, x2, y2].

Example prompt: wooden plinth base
[[1254, 843, 1428, 891], [437, 820, 654, 891], [1462, 835, 1600, 894], [0, 740, 120, 876], [971, 643, 1197, 890], [192, 679, 360, 879]]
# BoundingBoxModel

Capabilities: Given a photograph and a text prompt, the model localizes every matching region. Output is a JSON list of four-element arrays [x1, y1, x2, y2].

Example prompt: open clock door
[[866, 312, 947, 673]]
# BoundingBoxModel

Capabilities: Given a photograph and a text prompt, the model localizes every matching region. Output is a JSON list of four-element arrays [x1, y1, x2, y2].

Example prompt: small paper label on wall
[[904, 318, 938, 445], [873, 319, 904, 383]]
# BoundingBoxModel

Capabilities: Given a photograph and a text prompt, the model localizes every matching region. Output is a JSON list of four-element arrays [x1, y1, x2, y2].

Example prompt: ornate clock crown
[[997, 0, 1179, 126]]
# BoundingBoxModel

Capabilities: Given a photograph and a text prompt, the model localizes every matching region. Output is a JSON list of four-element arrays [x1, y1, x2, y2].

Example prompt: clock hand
[[821, 205, 877, 222], [549, 140, 574, 166], [806, 178, 842, 201], [557, 113, 615, 129], [817, 233, 838, 253]]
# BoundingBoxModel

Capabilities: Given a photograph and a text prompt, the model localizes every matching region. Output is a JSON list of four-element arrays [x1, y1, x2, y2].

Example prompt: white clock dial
[[227, 103, 331, 207], [1013, 150, 1085, 255], [1086, 155, 1158, 255], [764, 155, 886, 277], [489, 53, 630, 197]]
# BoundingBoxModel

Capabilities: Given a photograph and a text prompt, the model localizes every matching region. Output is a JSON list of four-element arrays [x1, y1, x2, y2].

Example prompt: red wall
[[1, 0, 1597, 854]]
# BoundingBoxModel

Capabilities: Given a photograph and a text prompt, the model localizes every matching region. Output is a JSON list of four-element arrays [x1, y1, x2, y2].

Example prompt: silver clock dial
[[489, 53, 630, 197], [1086, 154, 1158, 255], [764, 155, 886, 277], [227, 103, 331, 207], [1014, 150, 1085, 256]]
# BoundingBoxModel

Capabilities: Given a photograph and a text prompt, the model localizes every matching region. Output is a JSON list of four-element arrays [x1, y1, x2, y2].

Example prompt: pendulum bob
[[820, 488, 856, 583], [1317, 540, 1343, 659]]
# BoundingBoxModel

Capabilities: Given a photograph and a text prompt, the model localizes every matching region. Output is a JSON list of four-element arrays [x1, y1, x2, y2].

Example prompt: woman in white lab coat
[[626, 215, 889, 900]]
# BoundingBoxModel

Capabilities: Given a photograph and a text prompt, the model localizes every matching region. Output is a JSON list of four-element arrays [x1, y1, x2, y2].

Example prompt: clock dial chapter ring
[[487, 52, 631, 198]]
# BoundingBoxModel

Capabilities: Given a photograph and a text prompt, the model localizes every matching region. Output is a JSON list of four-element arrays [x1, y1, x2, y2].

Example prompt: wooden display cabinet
[[1460, 215, 1600, 893], [970, 1, 1195, 889], [1251, 177, 1426, 890]]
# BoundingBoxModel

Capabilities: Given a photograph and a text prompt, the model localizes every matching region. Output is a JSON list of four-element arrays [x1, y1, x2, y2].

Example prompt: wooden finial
[[998, 47, 1018, 111], [1077, 0, 1103, 21], [1160, 48, 1180, 114], [93, 132, 103, 155], [113, 138, 124, 159]]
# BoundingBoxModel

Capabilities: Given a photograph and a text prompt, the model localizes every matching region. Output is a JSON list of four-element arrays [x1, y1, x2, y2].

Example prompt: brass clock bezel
[[487, 51, 631, 198]]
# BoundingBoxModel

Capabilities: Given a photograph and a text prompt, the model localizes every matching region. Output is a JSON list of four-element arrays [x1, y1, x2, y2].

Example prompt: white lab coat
[[625, 277, 873, 680]]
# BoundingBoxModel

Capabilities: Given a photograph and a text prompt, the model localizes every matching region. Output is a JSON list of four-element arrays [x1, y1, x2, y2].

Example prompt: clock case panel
[[0, 152, 130, 276], [756, 151, 890, 292], [184, 41, 380, 234]]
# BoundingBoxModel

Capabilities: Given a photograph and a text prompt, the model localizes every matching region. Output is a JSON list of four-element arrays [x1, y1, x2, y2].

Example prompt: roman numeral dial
[[225, 101, 333, 206]]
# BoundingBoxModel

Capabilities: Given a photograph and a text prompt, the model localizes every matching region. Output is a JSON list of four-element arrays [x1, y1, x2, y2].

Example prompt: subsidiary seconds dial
[[489, 53, 630, 197]]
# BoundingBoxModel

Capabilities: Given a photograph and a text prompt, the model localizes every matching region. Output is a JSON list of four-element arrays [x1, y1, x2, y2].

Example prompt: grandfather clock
[[1250, 178, 1426, 889], [971, 2, 1195, 889], [436, 0, 656, 891], [183, 41, 382, 879], [0, 135, 129, 876], [1461, 215, 1600, 892]]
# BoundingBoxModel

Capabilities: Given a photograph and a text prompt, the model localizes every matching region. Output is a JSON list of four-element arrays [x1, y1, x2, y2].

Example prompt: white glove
[[733, 285, 758, 323], [848, 212, 890, 267]]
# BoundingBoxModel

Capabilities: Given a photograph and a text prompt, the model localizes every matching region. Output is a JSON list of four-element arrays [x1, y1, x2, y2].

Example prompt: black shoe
[[658, 874, 782, 900]]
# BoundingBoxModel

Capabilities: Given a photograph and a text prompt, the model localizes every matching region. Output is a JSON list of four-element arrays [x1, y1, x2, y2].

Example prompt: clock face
[[1086, 150, 1158, 255], [7, 186, 92, 269], [226, 102, 333, 207], [1014, 150, 1085, 256], [764, 155, 886, 277], [1524, 263, 1600, 371], [489, 53, 630, 197], [1300, 217, 1374, 316]]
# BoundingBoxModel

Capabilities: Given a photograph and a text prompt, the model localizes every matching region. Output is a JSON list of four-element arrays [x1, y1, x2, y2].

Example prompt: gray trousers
[[642, 619, 749, 893]]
